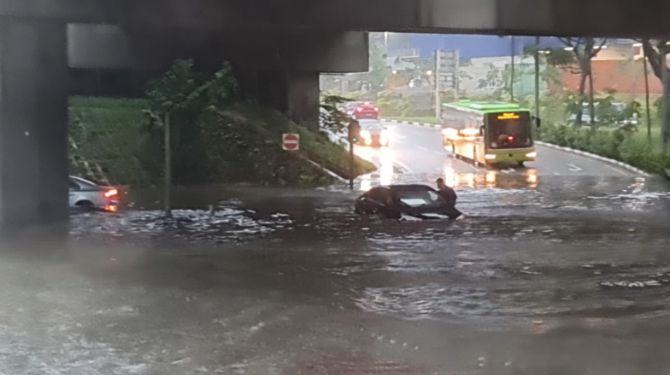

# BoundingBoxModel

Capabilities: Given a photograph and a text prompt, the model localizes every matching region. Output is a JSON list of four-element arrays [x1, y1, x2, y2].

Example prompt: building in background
[[559, 42, 662, 97]]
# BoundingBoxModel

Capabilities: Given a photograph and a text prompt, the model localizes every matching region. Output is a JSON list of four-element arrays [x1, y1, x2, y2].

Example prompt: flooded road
[[0, 169, 658, 374]]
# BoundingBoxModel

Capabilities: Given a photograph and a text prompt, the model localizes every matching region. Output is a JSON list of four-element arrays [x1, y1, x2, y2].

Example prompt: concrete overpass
[[0, 0, 668, 236], [3, 0, 670, 37]]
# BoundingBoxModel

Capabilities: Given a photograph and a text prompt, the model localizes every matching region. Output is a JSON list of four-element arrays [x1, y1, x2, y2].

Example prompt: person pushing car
[[436, 178, 465, 220]]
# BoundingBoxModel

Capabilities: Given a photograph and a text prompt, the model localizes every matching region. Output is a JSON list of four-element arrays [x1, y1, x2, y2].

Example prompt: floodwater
[[2, 173, 670, 374]]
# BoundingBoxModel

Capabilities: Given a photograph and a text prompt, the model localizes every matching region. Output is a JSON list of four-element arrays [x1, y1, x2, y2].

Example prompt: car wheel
[[75, 200, 95, 212], [517, 161, 525, 168]]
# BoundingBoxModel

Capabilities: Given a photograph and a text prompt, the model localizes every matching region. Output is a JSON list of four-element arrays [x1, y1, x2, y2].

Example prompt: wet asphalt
[[1, 128, 670, 374]]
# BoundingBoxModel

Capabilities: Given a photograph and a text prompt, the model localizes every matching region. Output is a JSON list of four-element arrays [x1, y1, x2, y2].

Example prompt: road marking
[[392, 158, 414, 174], [433, 151, 446, 156], [604, 164, 630, 176], [554, 172, 561, 176], [567, 163, 583, 172], [416, 146, 428, 151]]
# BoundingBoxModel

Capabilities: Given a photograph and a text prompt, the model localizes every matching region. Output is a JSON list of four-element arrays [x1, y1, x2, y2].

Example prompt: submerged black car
[[355, 185, 462, 220]]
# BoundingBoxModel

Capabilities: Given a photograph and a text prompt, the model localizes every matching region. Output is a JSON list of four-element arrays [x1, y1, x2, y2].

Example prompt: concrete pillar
[[253, 71, 320, 129], [0, 20, 69, 238], [285, 72, 320, 129]]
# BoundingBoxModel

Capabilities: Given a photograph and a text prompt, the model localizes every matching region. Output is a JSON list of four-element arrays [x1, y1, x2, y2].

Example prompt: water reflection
[[357, 146, 396, 190], [445, 168, 540, 190]]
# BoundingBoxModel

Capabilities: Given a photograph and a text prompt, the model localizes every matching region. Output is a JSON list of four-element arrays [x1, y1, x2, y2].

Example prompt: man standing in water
[[436, 178, 465, 220]]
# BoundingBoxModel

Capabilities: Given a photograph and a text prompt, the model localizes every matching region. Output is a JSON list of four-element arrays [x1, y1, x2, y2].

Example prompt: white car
[[358, 119, 389, 147], [69, 176, 119, 212]]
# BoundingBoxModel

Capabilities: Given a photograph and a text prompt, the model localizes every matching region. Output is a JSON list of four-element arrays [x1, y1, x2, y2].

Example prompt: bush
[[539, 124, 670, 175]]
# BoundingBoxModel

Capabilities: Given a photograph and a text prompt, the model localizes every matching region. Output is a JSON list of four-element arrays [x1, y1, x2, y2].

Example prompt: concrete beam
[[98, 0, 670, 38], [68, 25, 368, 73], [2, 0, 670, 38]]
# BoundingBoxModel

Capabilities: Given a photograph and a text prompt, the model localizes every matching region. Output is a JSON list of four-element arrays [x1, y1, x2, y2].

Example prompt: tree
[[642, 39, 670, 149], [558, 38, 608, 127], [145, 60, 237, 217], [319, 94, 352, 134], [368, 36, 390, 92]]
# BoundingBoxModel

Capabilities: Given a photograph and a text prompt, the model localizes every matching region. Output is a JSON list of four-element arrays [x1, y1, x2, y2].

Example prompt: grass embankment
[[69, 97, 151, 186], [539, 124, 670, 176], [69, 97, 375, 187]]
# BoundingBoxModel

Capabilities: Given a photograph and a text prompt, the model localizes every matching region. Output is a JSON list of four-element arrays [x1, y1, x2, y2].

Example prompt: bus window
[[487, 112, 532, 149]]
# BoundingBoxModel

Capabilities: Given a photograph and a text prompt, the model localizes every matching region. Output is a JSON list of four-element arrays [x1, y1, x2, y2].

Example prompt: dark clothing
[[438, 187, 463, 219], [438, 187, 457, 207]]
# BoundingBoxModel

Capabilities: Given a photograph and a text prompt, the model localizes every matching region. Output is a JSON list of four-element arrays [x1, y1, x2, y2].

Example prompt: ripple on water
[[355, 281, 670, 322], [70, 206, 293, 244]]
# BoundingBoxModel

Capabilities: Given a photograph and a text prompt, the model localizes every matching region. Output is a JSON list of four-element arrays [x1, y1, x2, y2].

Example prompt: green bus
[[441, 101, 538, 167]]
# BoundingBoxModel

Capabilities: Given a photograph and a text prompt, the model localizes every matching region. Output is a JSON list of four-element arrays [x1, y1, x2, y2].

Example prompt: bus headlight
[[485, 154, 497, 160], [526, 152, 537, 158], [461, 128, 480, 137], [442, 128, 457, 138]]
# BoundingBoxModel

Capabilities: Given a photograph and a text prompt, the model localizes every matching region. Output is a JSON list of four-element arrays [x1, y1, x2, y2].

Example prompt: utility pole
[[435, 51, 441, 119], [662, 49, 670, 150], [453, 51, 460, 102], [642, 46, 652, 143], [535, 36, 540, 120], [164, 112, 172, 219], [348, 119, 360, 190], [510, 36, 515, 102]]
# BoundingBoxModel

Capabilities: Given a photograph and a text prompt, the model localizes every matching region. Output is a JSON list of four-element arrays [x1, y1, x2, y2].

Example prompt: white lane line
[[416, 146, 428, 151], [604, 163, 631, 176], [433, 151, 446, 156], [554, 172, 561, 176], [392, 158, 414, 174], [567, 163, 583, 172]]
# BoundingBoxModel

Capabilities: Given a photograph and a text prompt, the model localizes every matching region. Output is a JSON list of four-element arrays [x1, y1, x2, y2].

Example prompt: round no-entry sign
[[282, 133, 300, 151]]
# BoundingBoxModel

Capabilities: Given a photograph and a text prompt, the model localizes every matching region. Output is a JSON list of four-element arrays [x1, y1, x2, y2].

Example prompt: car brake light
[[364, 101, 371, 106], [374, 107, 380, 112], [356, 107, 364, 113], [105, 205, 118, 213], [508, 136, 514, 141], [104, 189, 118, 198]]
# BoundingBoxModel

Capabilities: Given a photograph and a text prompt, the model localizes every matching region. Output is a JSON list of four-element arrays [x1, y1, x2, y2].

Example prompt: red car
[[344, 101, 380, 120]]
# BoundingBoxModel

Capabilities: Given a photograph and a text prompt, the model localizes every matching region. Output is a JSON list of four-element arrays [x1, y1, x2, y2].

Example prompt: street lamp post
[[535, 36, 540, 119], [510, 36, 515, 102]]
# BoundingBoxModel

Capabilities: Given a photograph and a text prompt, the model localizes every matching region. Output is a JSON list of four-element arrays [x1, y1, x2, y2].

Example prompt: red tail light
[[105, 205, 118, 213], [374, 107, 380, 112], [356, 107, 364, 113], [104, 189, 118, 198], [508, 136, 515, 141]]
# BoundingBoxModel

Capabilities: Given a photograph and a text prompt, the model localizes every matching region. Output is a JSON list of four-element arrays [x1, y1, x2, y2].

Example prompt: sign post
[[282, 133, 300, 151], [435, 50, 460, 119], [347, 119, 361, 191]]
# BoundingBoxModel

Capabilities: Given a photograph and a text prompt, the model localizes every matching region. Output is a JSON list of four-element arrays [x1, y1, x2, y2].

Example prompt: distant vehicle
[[357, 119, 389, 147], [355, 185, 461, 220], [69, 176, 119, 212], [568, 102, 639, 127], [441, 101, 539, 167], [343, 101, 380, 120]]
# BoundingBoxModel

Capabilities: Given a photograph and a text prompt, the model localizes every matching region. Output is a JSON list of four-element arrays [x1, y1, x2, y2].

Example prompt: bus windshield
[[487, 112, 532, 149]]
